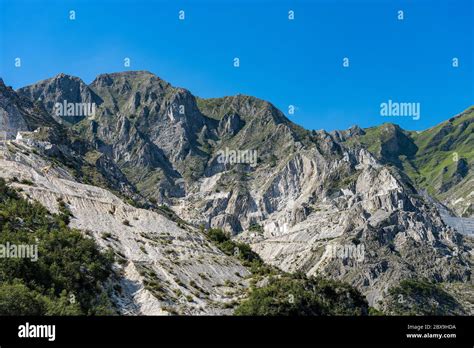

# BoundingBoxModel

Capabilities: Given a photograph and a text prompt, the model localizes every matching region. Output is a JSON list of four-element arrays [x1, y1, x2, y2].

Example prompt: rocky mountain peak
[[90, 70, 170, 91], [17, 73, 103, 124], [2, 72, 472, 315], [1, 79, 58, 138]]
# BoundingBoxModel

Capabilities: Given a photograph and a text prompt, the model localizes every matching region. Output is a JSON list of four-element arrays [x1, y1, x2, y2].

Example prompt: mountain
[[0, 78, 57, 138], [0, 72, 472, 315], [0, 128, 250, 315], [17, 73, 103, 125], [345, 108, 473, 218]]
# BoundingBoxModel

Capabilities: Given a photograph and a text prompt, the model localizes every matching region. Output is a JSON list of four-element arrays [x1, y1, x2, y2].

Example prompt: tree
[[235, 274, 368, 316]]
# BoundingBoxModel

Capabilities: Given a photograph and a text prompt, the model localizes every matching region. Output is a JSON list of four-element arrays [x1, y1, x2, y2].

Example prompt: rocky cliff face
[[1, 71, 472, 314], [18, 73, 103, 125], [346, 110, 474, 218], [0, 78, 57, 138], [0, 141, 249, 315]]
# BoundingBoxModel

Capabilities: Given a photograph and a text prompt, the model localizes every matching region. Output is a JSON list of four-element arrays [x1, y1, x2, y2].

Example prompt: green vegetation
[[196, 95, 268, 121], [409, 109, 473, 196], [382, 279, 466, 315], [136, 263, 166, 300], [347, 108, 473, 200], [346, 123, 417, 166], [0, 178, 115, 315], [157, 204, 186, 225], [206, 228, 277, 277], [101, 232, 112, 240], [234, 272, 368, 316], [206, 231, 369, 316], [84, 150, 103, 165], [248, 223, 263, 233], [207, 228, 229, 244], [324, 168, 360, 196], [57, 197, 74, 224], [206, 228, 264, 268]]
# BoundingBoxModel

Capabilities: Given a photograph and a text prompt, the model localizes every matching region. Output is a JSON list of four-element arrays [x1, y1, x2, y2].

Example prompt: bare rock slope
[[0, 141, 249, 315], [2, 72, 473, 314]]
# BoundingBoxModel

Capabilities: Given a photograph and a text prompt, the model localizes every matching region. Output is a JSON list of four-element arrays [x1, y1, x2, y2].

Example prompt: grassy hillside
[[345, 106, 473, 216], [409, 107, 473, 207]]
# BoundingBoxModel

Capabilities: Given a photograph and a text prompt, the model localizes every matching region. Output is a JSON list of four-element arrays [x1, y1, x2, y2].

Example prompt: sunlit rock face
[[1, 72, 472, 314]]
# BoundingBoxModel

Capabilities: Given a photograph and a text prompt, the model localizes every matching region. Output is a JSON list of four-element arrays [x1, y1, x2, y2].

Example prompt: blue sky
[[1, 0, 473, 131]]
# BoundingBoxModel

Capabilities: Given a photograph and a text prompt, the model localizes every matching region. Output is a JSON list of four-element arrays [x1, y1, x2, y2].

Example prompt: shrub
[[207, 228, 229, 244], [206, 228, 263, 267], [0, 178, 115, 315], [248, 223, 263, 233], [101, 232, 112, 239], [382, 279, 465, 315], [234, 274, 368, 316], [0, 281, 47, 315], [56, 197, 73, 224]]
